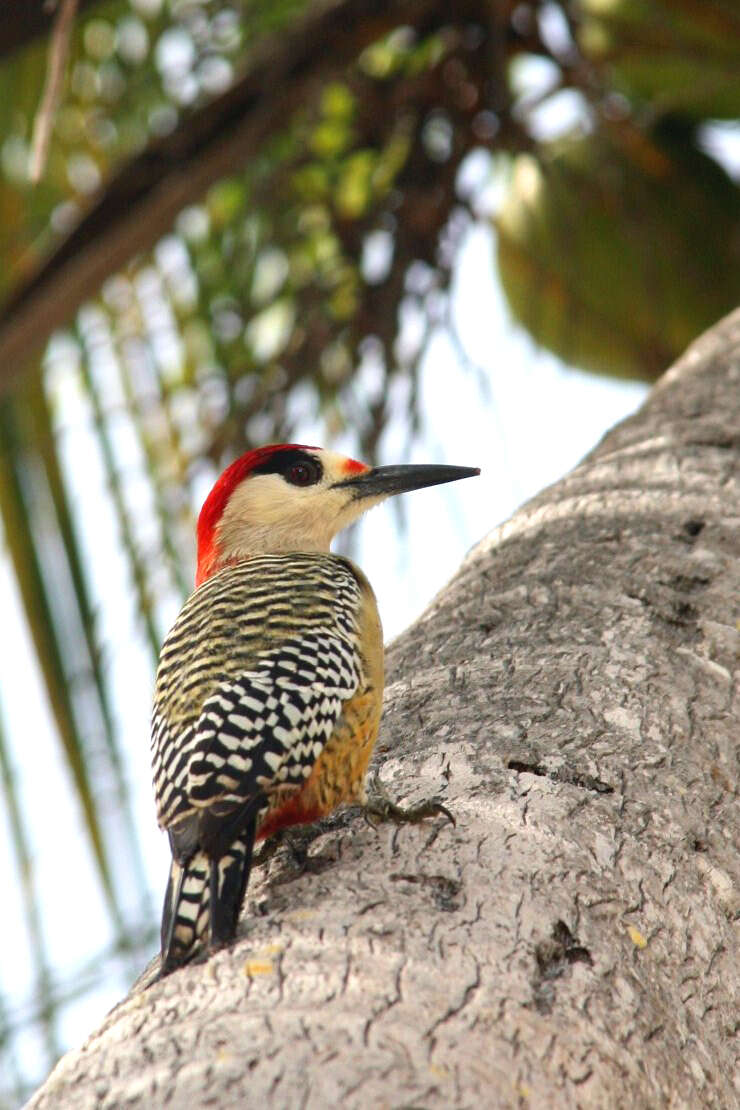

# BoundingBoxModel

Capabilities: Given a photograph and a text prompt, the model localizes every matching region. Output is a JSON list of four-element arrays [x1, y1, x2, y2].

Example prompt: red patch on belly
[[256, 790, 323, 841]]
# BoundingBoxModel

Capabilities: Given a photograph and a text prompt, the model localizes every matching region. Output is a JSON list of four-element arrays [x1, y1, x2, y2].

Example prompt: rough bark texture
[[28, 312, 739, 1108]]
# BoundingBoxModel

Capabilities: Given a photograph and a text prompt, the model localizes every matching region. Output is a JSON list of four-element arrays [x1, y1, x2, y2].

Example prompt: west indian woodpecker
[[151, 444, 479, 973]]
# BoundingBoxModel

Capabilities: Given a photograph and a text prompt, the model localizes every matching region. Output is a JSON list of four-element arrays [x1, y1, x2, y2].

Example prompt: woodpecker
[[151, 444, 479, 973]]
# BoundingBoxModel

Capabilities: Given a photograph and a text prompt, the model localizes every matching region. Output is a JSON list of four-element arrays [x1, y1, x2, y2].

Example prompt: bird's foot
[[362, 774, 455, 828], [251, 831, 285, 869]]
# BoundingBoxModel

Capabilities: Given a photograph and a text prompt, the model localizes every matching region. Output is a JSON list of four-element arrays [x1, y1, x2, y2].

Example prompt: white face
[[215, 449, 384, 559]]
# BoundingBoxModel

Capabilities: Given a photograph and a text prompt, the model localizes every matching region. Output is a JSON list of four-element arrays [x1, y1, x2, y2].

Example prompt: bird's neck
[[196, 530, 333, 586]]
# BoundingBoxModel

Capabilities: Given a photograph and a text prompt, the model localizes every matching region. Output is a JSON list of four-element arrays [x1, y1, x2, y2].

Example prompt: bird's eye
[[286, 459, 321, 487]]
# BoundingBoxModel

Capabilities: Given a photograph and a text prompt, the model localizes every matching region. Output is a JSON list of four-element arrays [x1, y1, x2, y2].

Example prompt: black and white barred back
[[151, 553, 369, 972], [152, 553, 366, 830]]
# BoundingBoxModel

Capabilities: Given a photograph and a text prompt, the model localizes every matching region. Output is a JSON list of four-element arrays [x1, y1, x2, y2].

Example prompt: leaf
[[22, 372, 153, 901], [579, 0, 740, 119], [0, 704, 61, 1071], [0, 396, 125, 930], [496, 123, 740, 380]]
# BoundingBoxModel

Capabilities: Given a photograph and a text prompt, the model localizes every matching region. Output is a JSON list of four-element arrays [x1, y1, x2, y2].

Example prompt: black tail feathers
[[209, 815, 257, 950], [160, 850, 209, 973], [160, 810, 258, 975]]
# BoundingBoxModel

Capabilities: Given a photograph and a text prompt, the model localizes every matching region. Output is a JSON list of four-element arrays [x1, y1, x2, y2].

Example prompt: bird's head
[[196, 443, 479, 585]]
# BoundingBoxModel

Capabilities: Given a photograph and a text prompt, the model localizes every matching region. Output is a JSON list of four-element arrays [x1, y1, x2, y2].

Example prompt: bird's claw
[[361, 776, 455, 829]]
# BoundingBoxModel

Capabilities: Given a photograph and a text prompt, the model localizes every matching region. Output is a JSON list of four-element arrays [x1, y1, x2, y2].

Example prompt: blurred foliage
[[0, 0, 738, 1103], [497, 120, 740, 378], [578, 0, 740, 119]]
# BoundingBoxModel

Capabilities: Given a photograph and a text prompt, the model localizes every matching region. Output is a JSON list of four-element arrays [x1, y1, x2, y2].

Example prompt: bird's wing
[[185, 627, 362, 811]]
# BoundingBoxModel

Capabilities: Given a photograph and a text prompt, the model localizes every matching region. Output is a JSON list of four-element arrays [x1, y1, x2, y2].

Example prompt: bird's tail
[[208, 824, 256, 950], [160, 821, 257, 974], [160, 849, 211, 973]]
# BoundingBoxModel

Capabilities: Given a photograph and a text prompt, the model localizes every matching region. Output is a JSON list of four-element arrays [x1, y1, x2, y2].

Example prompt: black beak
[[334, 462, 480, 501]]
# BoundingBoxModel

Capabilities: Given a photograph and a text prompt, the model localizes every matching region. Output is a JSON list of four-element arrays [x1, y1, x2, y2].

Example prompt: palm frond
[[0, 704, 61, 1081], [0, 396, 125, 930]]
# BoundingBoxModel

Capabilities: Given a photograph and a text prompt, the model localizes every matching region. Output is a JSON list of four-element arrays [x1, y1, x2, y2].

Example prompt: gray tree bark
[[28, 311, 739, 1109]]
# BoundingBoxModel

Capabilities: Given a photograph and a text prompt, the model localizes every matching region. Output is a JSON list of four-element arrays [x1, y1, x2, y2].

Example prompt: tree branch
[[0, 0, 484, 394], [29, 0, 78, 184]]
